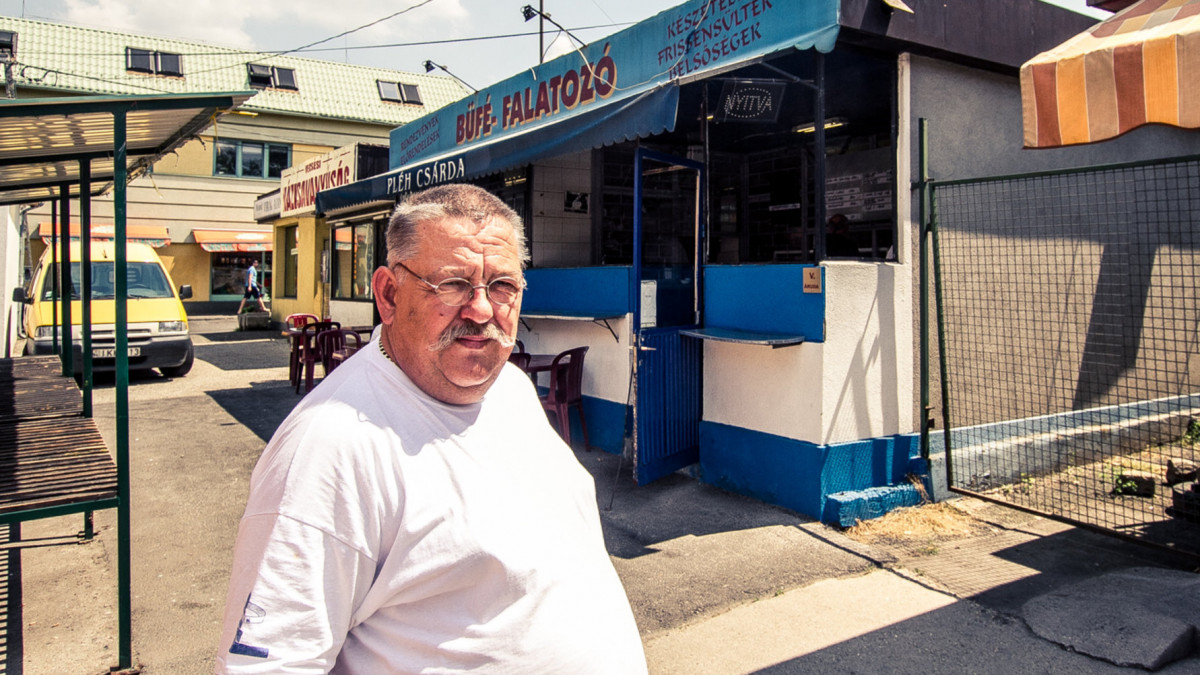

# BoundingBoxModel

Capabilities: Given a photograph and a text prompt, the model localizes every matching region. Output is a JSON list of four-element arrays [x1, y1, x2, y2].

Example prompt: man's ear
[[372, 266, 397, 325]]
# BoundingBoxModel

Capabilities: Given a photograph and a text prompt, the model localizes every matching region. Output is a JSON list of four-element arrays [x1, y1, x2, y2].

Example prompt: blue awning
[[317, 85, 679, 214], [316, 0, 840, 215]]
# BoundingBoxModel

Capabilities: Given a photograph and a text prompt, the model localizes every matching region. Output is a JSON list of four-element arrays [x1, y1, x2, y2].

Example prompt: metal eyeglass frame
[[393, 261, 525, 307]]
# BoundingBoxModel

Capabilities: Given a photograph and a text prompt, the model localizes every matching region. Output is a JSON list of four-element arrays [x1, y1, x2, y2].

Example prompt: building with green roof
[[0, 14, 469, 323]]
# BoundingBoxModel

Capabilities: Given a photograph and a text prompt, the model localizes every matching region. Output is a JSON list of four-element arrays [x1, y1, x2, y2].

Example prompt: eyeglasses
[[394, 261, 525, 307]]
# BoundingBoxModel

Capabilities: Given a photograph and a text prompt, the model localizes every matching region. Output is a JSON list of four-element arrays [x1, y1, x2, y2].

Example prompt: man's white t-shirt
[[217, 333, 646, 674]]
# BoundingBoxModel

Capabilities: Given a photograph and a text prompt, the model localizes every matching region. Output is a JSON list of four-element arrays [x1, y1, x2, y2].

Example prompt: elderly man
[[217, 184, 646, 673]]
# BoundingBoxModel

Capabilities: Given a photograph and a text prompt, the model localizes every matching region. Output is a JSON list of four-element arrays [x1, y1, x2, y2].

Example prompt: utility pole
[[4, 53, 14, 99], [539, 0, 545, 64]]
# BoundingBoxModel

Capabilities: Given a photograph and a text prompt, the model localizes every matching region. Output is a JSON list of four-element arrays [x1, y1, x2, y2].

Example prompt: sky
[[0, 0, 1108, 90]]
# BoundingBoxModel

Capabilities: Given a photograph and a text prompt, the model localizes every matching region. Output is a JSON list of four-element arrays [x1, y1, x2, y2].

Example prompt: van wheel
[[161, 349, 194, 378]]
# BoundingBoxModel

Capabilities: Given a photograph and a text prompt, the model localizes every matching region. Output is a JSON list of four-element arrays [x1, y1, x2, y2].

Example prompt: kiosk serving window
[[588, 45, 897, 266]]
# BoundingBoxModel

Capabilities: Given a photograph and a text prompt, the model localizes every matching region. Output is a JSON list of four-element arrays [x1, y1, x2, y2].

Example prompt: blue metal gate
[[632, 148, 705, 485]]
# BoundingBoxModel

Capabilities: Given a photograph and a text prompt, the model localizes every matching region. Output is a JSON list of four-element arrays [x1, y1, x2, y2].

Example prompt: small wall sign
[[715, 79, 786, 123], [803, 267, 822, 294], [564, 192, 589, 213]]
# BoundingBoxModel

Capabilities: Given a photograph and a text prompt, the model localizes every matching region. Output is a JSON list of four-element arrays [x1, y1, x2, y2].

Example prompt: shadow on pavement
[[1, 525, 22, 675], [199, 329, 282, 344], [750, 597, 1151, 674], [970, 524, 1199, 614], [576, 448, 810, 560], [86, 369, 170, 387], [206, 384, 300, 444], [193, 340, 289, 372], [750, 523, 1200, 673]]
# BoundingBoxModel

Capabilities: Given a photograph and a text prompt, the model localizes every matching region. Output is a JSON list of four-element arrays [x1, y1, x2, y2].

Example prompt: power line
[[9, 0, 637, 96], [110, 0, 444, 80], [16, 62, 173, 94], [20, 24, 630, 60], [273, 0, 439, 58]]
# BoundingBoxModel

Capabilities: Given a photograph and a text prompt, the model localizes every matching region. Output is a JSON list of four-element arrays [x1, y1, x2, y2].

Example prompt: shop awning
[[317, 85, 680, 215], [192, 228, 273, 252], [317, 0, 840, 215], [37, 222, 171, 248], [1021, 0, 1200, 148]]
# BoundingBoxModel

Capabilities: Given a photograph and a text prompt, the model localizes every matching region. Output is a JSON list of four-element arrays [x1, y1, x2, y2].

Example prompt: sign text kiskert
[[455, 44, 618, 146]]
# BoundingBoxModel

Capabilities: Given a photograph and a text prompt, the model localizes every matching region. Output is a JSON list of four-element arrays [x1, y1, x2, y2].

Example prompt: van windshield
[[40, 262, 175, 300]]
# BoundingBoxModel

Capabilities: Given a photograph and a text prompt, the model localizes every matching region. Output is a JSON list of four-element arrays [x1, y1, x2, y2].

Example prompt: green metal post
[[918, 119, 930, 461], [58, 186, 72, 377], [930, 178, 953, 487], [113, 109, 133, 671], [50, 200, 58, 355], [80, 160, 93, 417]]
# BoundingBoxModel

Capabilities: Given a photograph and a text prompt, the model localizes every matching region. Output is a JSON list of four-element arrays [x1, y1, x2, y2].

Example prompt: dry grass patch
[[844, 501, 994, 551]]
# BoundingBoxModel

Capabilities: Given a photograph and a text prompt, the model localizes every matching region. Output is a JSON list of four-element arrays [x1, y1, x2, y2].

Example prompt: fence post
[[918, 119, 931, 462]]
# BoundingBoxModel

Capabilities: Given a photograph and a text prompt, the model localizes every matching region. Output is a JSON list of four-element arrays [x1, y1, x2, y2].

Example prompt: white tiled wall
[[530, 150, 592, 267]]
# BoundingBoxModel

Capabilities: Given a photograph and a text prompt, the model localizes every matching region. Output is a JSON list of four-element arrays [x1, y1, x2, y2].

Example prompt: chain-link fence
[[930, 155, 1200, 558]]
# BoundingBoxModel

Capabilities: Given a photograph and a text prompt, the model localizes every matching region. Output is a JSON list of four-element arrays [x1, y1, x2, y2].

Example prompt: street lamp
[[520, 3, 588, 65], [423, 59, 478, 93]]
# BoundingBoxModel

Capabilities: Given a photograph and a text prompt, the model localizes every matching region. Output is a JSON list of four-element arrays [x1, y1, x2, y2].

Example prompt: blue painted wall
[[523, 267, 632, 315], [703, 265, 825, 341], [699, 421, 920, 521], [579, 396, 629, 455], [544, 393, 629, 455]]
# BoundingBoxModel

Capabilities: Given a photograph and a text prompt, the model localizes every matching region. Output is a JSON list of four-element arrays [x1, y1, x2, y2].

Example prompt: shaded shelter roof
[[0, 91, 253, 205]]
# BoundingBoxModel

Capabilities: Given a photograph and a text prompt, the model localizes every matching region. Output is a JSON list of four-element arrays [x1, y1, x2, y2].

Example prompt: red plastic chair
[[539, 346, 589, 450], [508, 351, 531, 372], [285, 314, 320, 387], [317, 328, 362, 375], [297, 320, 340, 393]]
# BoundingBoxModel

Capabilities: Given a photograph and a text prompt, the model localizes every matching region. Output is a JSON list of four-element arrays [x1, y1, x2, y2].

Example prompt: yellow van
[[13, 240, 195, 377]]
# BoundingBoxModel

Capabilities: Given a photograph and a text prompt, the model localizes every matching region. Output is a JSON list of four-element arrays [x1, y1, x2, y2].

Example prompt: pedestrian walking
[[237, 259, 267, 313]]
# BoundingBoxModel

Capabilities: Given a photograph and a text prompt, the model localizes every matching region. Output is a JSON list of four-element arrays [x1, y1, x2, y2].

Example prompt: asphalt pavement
[[6, 314, 1200, 674]]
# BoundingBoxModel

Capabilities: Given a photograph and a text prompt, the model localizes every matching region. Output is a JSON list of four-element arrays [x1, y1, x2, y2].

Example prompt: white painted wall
[[701, 263, 914, 445], [1, 206, 21, 357], [703, 340, 824, 441], [516, 315, 633, 405], [821, 262, 913, 444], [329, 300, 375, 328]]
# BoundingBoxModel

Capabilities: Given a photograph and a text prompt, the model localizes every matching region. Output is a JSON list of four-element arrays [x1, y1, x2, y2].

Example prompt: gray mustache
[[429, 321, 517, 351]]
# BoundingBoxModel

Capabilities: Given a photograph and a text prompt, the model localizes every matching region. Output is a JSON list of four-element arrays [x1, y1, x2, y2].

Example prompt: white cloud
[[60, 0, 468, 52], [63, 0, 257, 46]]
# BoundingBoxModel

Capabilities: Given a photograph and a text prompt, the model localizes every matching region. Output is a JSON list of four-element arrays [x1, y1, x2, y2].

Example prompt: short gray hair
[[386, 184, 529, 268]]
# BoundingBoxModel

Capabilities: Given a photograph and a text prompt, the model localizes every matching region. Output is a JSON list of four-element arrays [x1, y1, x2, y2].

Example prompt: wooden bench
[[0, 356, 117, 533], [0, 417, 118, 524]]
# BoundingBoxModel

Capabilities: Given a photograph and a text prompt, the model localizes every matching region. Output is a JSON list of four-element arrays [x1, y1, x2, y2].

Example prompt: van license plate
[[93, 347, 141, 358]]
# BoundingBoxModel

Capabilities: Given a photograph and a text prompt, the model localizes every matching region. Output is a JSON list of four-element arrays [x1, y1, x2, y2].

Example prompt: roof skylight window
[[377, 80, 422, 105], [248, 64, 299, 91], [126, 47, 183, 77]]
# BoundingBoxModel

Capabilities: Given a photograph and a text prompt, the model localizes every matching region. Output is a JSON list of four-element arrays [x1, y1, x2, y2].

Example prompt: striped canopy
[[1021, 0, 1200, 148]]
